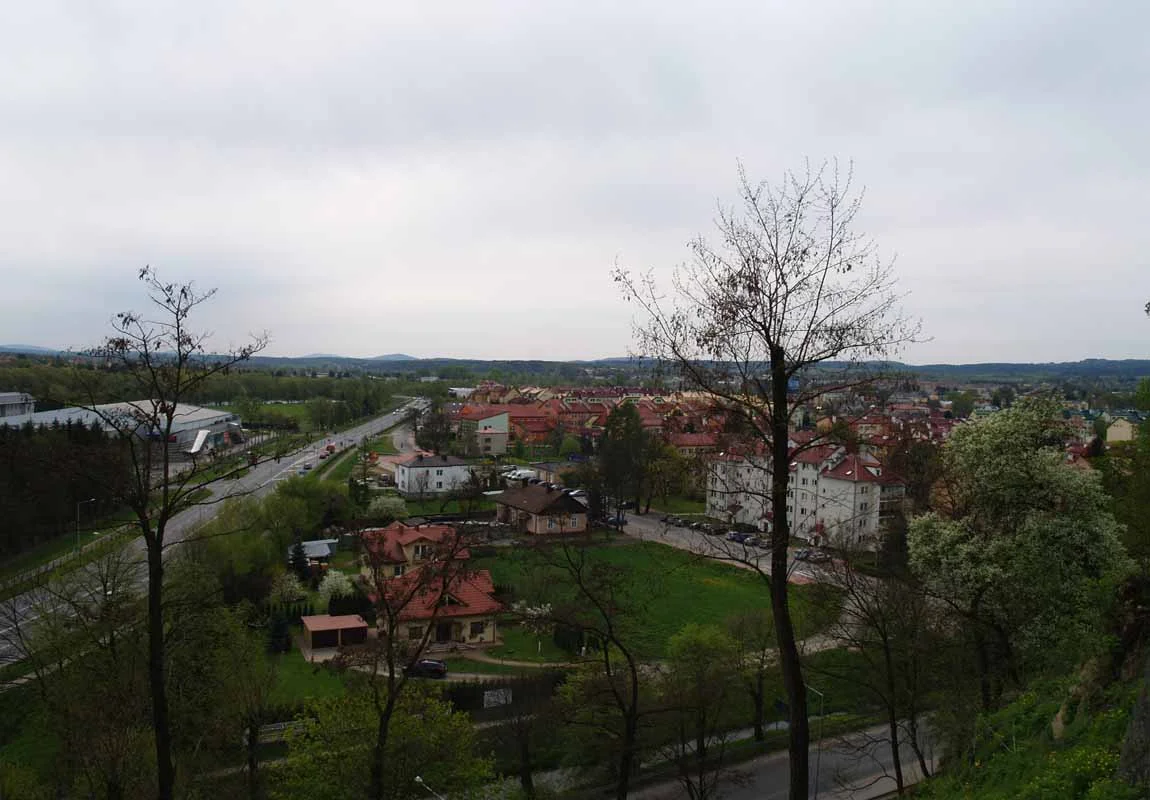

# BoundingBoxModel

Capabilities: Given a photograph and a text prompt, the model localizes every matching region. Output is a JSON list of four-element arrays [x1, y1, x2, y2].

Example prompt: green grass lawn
[[472, 540, 842, 660], [486, 623, 572, 663], [403, 497, 496, 517], [269, 649, 348, 706], [648, 495, 706, 515]]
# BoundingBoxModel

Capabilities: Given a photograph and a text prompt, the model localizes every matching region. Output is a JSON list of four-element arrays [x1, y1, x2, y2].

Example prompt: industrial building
[[0, 401, 242, 455]]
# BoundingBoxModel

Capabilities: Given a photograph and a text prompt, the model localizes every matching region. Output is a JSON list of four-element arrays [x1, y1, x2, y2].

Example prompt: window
[[860, 502, 869, 511], [436, 469, 443, 476], [800, 507, 807, 515], [787, 489, 793, 498], [414, 544, 432, 560], [548, 517, 556, 529], [394, 564, 406, 576], [801, 478, 808, 486], [436, 481, 443, 489], [470, 621, 486, 637], [408, 626, 423, 639]]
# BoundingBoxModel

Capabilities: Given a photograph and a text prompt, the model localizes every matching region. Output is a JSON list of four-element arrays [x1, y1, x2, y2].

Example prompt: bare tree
[[616, 161, 918, 799], [76, 267, 268, 799], [812, 557, 937, 794], [339, 524, 475, 800]]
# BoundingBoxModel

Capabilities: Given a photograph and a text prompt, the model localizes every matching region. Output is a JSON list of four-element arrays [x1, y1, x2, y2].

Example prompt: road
[[0, 402, 418, 664], [622, 513, 828, 585], [629, 722, 936, 800]]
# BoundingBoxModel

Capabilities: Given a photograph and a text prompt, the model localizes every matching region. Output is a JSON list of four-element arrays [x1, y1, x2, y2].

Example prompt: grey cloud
[[0, 0, 1147, 362]]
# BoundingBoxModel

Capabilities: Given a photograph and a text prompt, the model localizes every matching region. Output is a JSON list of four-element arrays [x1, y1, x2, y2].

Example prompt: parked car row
[[794, 548, 831, 563], [726, 530, 768, 548]]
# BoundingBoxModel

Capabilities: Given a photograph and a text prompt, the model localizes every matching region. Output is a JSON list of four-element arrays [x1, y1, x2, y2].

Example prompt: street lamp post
[[413, 775, 446, 800], [807, 683, 827, 799], [76, 497, 96, 552]]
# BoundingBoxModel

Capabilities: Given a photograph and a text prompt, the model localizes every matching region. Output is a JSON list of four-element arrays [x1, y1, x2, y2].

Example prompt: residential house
[[395, 453, 473, 497], [360, 522, 470, 578], [393, 568, 503, 647], [493, 484, 589, 534], [287, 538, 340, 566], [360, 521, 502, 647], [457, 408, 509, 455], [667, 431, 718, 458]]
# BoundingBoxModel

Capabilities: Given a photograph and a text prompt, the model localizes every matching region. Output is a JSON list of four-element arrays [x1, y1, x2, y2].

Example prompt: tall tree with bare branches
[[616, 161, 918, 799], [78, 267, 268, 799], [343, 524, 477, 800]]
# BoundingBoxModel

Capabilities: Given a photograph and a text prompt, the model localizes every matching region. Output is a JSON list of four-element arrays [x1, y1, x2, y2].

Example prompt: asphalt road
[[629, 722, 937, 800], [0, 402, 417, 664]]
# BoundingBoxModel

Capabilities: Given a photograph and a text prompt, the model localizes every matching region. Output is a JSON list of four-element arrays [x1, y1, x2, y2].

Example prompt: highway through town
[[0, 401, 420, 665]]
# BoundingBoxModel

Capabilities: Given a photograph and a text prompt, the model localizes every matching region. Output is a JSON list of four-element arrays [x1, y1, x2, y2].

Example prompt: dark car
[[405, 659, 448, 679], [794, 548, 812, 561], [807, 550, 832, 563], [726, 531, 750, 543]]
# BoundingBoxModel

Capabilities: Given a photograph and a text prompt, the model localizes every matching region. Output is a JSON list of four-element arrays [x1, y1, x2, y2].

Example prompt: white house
[[706, 442, 904, 550], [395, 453, 474, 497]]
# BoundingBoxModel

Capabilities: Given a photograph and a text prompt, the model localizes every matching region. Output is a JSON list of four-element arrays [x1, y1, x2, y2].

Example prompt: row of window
[[407, 621, 488, 639]]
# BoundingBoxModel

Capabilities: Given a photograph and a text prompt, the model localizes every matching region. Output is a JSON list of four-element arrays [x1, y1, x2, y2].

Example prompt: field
[[472, 539, 841, 660], [647, 494, 706, 515], [269, 649, 349, 706]]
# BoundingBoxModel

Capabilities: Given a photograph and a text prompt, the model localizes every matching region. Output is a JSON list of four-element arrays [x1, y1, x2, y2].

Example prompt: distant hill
[[0, 344, 58, 355], [373, 353, 416, 361]]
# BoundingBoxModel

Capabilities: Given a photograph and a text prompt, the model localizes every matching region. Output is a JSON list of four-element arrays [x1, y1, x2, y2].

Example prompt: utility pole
[[76, 497, 96, 552]]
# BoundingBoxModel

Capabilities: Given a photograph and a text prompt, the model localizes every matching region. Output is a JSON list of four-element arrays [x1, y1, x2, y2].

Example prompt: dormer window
[[414, 543, 433, 560]]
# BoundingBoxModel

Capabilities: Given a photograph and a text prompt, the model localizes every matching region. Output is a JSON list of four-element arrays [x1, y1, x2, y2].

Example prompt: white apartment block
[[706, 441, 905, 549]]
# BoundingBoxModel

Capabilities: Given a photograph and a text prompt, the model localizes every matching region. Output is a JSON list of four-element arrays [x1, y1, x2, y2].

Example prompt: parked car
[[807, 550, 831, 563], [303, 463, 313, 471], [405, 659, 448, 679], [618, 500, 636, 510], [745, 535, 764, 547], [726, 531, 750, 543], [793, 548, 812, 561]]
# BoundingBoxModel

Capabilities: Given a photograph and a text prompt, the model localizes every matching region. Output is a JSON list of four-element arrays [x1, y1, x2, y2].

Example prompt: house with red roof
[[360, 521, 503, 647], [360, 521, 471, 579], [393, 568, 503, 647]]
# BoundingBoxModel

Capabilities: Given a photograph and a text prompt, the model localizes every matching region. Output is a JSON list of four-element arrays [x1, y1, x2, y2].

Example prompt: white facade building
[[395, 453, 474, 496], [706, 442, 904, 549]]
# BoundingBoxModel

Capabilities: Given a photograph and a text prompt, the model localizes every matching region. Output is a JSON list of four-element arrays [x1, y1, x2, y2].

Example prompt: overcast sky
[[1, 1, 1147, 363]]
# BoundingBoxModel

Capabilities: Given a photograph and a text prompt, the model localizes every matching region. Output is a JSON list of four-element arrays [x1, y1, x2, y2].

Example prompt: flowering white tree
[[513, 601, 553, 655], [269, 572, 306, 604], [318, 569, 355, 605]]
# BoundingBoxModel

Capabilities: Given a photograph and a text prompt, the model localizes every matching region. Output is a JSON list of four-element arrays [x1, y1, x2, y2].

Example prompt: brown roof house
[[494, 484, 588, 534]]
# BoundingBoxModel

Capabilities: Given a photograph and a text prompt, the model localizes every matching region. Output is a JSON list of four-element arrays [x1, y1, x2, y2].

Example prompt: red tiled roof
[[820, 453, 888, 483], [395, 568, 503, 621], [792, 444, 842, 465], [361, 522, 470, 565], [668, 432, 718, 448]]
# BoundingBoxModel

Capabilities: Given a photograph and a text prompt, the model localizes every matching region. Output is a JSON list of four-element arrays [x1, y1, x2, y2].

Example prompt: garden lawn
[[472, 540, 842, 660], [403, 497, 496, 517], [486, 623, 572, 663], [269, 649, 348, 705], [648, 494, 706, 515]]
